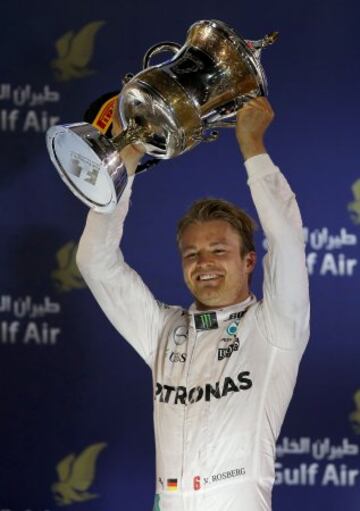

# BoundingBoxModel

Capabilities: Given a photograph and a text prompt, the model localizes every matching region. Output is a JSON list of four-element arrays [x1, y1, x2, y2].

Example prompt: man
[[77, 96, 310, 511]]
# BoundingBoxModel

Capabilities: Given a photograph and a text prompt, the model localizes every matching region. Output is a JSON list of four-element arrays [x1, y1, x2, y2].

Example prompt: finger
[[239, 97, 266, 112], [259, 97, 274, 115], [250, 97, 271, 111], [236, 99, 263, 118], [246, 97, 274, 117]]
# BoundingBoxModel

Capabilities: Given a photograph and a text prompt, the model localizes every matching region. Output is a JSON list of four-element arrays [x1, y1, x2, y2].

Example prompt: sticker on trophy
[[93, 95, 117, 134]]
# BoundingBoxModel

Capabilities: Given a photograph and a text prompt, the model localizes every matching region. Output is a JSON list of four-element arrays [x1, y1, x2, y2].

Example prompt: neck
[[195, 292, 252, 311]]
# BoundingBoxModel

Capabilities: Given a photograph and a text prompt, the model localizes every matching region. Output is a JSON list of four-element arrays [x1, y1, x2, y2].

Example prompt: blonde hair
[[177, 198, 256, 256]]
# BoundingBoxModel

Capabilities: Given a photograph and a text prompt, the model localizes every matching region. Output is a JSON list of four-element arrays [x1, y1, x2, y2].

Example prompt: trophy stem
[[111, 120, 150, 152], [112, 129, 132, 152]]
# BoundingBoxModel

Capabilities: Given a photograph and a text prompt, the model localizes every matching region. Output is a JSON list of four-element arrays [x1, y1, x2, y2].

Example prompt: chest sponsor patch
[[155, 371, 252, 405]]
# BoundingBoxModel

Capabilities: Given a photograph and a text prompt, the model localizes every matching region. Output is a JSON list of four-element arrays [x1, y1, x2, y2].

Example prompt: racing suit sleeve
[[76, 177, 166, 367], [245, 154, 310, 350]]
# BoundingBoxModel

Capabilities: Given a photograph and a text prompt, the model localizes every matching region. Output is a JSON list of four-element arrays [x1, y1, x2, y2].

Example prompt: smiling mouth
[[196, 273, 223, 282]]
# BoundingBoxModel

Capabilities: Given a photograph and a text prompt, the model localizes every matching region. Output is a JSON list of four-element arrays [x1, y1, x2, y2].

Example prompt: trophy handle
[[246, 32, 279, 51], [192, 129, 219, 143], [143, 42, 182, 69]]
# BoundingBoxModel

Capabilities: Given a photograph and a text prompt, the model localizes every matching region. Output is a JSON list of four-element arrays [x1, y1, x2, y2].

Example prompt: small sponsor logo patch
[[226, 311, 246, 322], [218, 339, 240, 361], [168, 351, 187, 363], [173, 325, 188, 345], [226, 321, 239, 336], [194, 312, 218, 330]]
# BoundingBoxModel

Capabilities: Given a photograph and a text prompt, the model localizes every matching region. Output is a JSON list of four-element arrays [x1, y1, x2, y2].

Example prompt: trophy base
[[46, 123, 127, 213]]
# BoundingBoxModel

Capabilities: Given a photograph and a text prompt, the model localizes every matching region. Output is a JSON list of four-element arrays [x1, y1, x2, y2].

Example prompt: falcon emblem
[[349, 389, 360, 434], [52, 442, 107, 505], [51, 241, 86, 292], [348, 179, 360, 225], [51, 21, 105, 81]]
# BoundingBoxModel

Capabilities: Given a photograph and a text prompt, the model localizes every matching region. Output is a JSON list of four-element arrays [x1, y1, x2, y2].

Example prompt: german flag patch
[[167, 478, 178, 492]]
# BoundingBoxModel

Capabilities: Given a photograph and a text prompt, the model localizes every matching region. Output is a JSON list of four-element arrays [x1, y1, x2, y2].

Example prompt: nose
[[196, 250, 214, 267]]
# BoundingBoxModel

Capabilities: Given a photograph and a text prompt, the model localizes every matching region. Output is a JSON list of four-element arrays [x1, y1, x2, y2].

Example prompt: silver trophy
[[46, 19, 278, 213]]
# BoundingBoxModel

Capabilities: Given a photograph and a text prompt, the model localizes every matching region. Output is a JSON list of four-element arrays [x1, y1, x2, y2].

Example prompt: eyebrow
[[181, 241, 230, 251]]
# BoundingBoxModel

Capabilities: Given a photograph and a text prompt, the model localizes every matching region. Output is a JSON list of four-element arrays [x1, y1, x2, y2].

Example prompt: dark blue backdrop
[[0, 0, 359, 510]]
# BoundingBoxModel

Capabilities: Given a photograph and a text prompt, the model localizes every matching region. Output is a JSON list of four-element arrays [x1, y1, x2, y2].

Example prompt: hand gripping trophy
[[46, 19, 278, 213]]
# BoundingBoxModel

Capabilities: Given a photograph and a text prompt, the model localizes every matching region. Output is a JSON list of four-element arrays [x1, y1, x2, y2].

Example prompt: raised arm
[[236, 98, 310, 350], [76, 144, 166, 366]]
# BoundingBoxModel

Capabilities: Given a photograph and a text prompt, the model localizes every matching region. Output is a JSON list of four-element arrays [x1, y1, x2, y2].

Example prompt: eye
[[213, 249, 225, 255], [184, 252, 197, 259]]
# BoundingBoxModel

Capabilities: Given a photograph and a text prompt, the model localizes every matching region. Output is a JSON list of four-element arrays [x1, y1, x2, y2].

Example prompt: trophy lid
[[187, 19, 274, 96]]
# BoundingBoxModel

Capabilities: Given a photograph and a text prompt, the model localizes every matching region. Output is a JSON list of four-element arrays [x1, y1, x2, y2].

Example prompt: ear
[[244, 251, 257, 273]]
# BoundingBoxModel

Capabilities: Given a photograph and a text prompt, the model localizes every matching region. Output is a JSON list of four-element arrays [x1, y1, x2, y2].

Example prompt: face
[[179, 220, 256, 310]]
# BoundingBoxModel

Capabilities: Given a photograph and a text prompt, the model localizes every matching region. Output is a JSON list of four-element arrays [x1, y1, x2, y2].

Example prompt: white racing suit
[[77, 154, 310, 511]]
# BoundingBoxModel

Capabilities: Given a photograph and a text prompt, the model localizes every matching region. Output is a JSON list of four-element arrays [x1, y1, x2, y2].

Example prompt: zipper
[[180, 321, 197, 494]]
